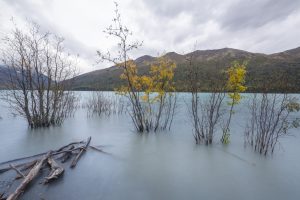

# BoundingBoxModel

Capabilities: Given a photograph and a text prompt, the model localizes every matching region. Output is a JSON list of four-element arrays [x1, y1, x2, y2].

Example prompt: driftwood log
[[0, 137, 107, 200], [70, 137, 91, 168], [89, 145, 111, 155], [9, 165, 25, 179], [7, 152, 52, 200], [0, 161, 35, 175], [0, 141, 85, 167], [43, 158, 64, 184], [59, 145, 75, 163], [20, 160, 37, 172]]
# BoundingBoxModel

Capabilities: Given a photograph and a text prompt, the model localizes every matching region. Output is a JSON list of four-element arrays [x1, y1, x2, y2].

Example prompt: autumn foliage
[[117, 57, 177, 132], [221, 61, 247, 144]]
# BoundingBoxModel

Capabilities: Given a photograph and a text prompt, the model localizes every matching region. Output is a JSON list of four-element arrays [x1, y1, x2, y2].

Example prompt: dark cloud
[[2, 0, 96, 67], [140, 0, 221, 23], [141, 0, 300, 30], [220, 0, 300, 30], [138, 0, 300, 53], [2, 0, 300, 73]]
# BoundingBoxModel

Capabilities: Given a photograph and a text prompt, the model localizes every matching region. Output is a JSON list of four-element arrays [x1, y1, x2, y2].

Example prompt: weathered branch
[[0, 160, 37, 174], [43, 157, 64, 184], [0, 137, 103, 200], [9, 164, 25, 179], [20, 160, 38, 172], [58, 145, 75, 163], [89, 145, 110, 155], [0, 141, 84, 166], [7, 151, 52, 200], [70, 137, 91, 168]]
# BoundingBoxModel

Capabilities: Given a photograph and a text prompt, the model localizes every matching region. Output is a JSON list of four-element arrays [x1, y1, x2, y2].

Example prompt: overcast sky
[[1, 0, 300, 74]]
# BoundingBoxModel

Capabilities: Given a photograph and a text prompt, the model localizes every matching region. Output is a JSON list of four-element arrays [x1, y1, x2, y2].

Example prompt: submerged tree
[[0, 22, 77, 128], [136, 57, 177, 132], [221, 61, 247, 144], [84, 91, 127, 117], [98, 2, 177, 132], [193, 90, 226, 145], [244, 93, 300, 155], [186, 50, 226, 144]]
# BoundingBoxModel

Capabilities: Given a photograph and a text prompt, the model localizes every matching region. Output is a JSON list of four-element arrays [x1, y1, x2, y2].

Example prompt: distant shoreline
[[2, 89, 297, 94]]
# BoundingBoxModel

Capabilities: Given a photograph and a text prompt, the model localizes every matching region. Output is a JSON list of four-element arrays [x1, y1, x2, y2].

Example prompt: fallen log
[[9, 164, 25, 179], [43, 157, 64, 184], [0, 138, 92, 173], [16, 161, 37, 180], [0, 137, 101, 200], [89, 145, 111, 155], [0, 147, 83, 175], [58, 145, 75, 163], [70, 137, 91, 168], [7, 152, 52, 200], [0, 192, 5, 200], [56, 141, 84, 152], [20, 160, 37, 172], [0, 141, 84, 166], [0, 160, 37, 175], [0, 153, 45, 169], [0, 193, 5, 200], [0, 137, 108, 199]]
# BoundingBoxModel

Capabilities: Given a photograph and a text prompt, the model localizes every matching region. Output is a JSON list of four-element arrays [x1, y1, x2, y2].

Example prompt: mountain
[[0, 65, 13, 89], [68, 47, 300, 92], [270, 47, 300, 60], [1, 47, 300, 92], [0, 65, 49, 89]]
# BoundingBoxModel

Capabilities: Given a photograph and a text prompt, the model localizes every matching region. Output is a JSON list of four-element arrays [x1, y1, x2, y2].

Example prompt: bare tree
[[244, 93, 300, 155], [84, 91, 127, 117], [0, 21, 77, 128], [194, 92, 225, 144], [186, 50, 226, 144], [161, 93, 178, 131]]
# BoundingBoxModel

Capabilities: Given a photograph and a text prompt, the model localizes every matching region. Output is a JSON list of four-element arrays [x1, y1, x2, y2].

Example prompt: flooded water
[[0, 92, 300, 200]]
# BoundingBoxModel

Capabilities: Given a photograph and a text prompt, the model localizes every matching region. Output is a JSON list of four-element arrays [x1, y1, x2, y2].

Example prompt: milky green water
[[0, 92, 299, 200]]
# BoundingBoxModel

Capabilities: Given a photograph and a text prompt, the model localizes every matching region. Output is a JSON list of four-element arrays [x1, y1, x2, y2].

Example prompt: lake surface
[[0, 92, 300, 200]]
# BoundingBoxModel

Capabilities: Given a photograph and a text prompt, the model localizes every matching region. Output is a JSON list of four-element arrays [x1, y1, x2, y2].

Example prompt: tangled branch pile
[[0, 137, 106, 200]]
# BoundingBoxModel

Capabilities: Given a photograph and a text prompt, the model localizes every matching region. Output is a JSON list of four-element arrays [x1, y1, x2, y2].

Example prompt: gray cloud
[[2, 0, 300, 73], [220, 0, 300, 30], [140, 0, 300, 30], [138, 0, 300, 52], [2, 0, 99, 72], [139, 0, 224, 27], [4, 0, 93, 54]]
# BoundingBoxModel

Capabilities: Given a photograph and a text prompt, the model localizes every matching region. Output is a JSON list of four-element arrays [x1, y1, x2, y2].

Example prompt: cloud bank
[[1, 0, 300, 73]]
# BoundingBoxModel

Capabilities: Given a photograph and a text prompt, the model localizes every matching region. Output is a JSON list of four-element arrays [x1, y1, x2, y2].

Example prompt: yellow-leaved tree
[[221, 61, 247, 144], [98, 2, 177, 132], [117, 57, 177, 132], [139, 57, 177, 131]]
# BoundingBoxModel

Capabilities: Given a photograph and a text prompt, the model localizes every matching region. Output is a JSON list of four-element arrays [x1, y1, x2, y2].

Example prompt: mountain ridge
[[68, 46, 300, 92], [1, 47, 300, 92]]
